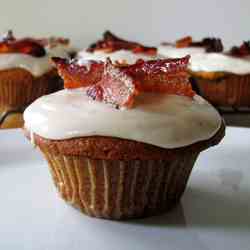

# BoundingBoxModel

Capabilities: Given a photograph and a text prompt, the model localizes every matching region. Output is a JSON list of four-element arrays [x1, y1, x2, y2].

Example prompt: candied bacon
[[229, 41, 250, 57], [52, 57, 104, 89], [174, 36, 223, 53], [0, 30, 71, 57], [192, 37, 223, 52], [87, 59, 138, 108], [176, 36, 193, 48], [123, 56, 195, 97], [0, 38, 46, 57], [0, 30, 46, 57], [53, 56, 195, 109], [87, 30, 157, 55]]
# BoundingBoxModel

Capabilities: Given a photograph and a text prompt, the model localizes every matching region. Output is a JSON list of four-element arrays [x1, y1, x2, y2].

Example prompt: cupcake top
[[0, 30, 73, 77], [158, 36, 250, 75], [78, 31, 161, 64], [78, 49, 161, 65], [24, 56, 222, 149]]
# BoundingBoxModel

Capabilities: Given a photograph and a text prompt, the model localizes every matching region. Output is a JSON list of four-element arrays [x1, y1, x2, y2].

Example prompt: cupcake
[[78, 30, 161, 64], [158, 36, 250, 110], [0, 30, 74, 129], [24, 56, 225, 220]]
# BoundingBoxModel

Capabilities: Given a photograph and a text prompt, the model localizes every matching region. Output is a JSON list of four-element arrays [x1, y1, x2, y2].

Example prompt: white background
[[0, 0, 249, 49]]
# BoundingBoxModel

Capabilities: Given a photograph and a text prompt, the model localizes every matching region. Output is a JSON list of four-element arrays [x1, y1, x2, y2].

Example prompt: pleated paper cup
[[191, 73, 250, 110], [39, 145, 199, 220], [0, 68, 61, 109], [0, 68, 62, 128]]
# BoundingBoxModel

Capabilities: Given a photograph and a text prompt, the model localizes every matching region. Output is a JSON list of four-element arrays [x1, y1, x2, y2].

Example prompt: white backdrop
[[0, 0, 249, 49]]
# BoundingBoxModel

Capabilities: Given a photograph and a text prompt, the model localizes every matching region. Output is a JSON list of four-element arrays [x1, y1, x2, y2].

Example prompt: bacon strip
[[87, 31, 157, 55], [123, 56, 194, 97], [52, 57, 104, 89], [171, 36, 224, 53], [87, 59, 138, 108], [230, 41, 250, 57], [53, 56, 194, 109], [0, 36, 46, 57], [176, 36, 193, 48]]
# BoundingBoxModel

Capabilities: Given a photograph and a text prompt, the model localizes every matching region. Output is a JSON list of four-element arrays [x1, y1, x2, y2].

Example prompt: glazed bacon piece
[[53, 56, 194, 109], [229, 41, 250, 57], [192, 37, 223, 52], [123, 56, 194, 97], [174, 36, 223, 53], [0, 30, 46, 57], [87, 31, 157, 55], [53, 57, 138, 108], [176, 36, 193, 48], [0, 38, 46, 57], [52, 57, 104, 89], [87, 59, 138, 108]]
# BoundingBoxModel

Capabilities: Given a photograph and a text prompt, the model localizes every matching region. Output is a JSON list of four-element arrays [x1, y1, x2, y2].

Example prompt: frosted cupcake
[[158, 36, 250, 110], [78, 30, 161, 64], [24, 56, 225, 220], [0, 30, 74, 128]]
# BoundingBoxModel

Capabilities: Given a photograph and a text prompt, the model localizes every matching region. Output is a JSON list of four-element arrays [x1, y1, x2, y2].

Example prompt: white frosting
[[0, 45, 71, 77], [77, 49, 162, 64], [158, 45, 250, 75], [24, 88, 221, 149]]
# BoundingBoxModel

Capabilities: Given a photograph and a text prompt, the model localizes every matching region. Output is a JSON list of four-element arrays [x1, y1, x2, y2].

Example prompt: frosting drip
[[24, 88, 221, 149]]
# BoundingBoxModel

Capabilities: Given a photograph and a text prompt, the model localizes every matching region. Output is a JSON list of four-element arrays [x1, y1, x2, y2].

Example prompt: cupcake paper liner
[[192, 74, 250, 110], [40, 145, 199, 220], [0, 68, 62, 128], [0, 69, 60, 108]]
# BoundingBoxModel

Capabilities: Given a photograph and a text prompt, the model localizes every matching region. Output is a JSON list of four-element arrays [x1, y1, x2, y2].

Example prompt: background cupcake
[[23, 56, 225, 220], [0, 30, 74, 129], [78, 30, 161, 64], [158, 36, 250, 111]]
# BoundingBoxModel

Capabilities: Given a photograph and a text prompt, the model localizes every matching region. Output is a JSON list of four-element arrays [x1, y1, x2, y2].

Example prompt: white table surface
[[0, 127, 249, 250]]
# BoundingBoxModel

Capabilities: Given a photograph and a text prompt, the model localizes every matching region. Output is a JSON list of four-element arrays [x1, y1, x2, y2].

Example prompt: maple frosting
[[158, 45, 250, 75], [0, 45, 72, 77], [24, 88, 222, 149], [77, 49, 162, 64]]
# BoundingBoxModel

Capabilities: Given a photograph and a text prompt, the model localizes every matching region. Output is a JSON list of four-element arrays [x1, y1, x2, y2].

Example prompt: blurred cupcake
[[78, 30, 161, 64], [159, 36, 250, 110], [0, 30, 74, 128], [24, 56, 224, 220]]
